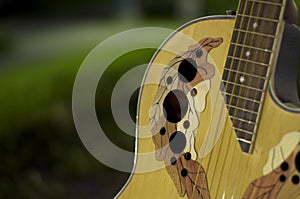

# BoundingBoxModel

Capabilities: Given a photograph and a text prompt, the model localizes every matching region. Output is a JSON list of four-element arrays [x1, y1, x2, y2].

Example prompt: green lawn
[[0, 19, 180, 198]]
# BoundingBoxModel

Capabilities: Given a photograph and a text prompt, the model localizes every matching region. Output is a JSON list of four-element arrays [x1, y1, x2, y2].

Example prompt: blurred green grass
[[0, 19, 179, 198]]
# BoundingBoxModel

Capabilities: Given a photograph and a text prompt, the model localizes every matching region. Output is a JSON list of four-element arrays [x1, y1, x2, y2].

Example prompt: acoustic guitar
[[117, 0, 300, 198]]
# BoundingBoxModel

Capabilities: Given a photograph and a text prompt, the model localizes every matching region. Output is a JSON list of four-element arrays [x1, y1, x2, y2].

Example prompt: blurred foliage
[[0, 54, 106, 198], [141, 0, 175, 17], [96, 49, 156, 151], [0, 0, 300, 198]]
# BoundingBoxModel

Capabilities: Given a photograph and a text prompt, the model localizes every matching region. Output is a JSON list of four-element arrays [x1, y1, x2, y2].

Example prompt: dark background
[[0, 0, 299, 198]]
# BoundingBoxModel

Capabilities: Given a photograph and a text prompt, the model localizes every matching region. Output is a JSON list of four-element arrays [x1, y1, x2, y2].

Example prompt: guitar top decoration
[[243, 132, 300, 198], [116, 0, 300, 198], [149, 38, 223, 198]]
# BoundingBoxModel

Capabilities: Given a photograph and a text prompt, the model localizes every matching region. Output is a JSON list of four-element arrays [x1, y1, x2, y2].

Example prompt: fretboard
[[221, 0, 287, 153]]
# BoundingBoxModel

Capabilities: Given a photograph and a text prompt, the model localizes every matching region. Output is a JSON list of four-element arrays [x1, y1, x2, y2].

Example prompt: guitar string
[[151, 0, 283, 197], [237, 0, 288, 196], [233, 2, 285, 196], [190, 39, 245, 198], [189, 52, 230, 198], [192, 0, 250, 197], [210, 0, 251, 197], [190, 45, 235, 197], [199, 0, 287, 197], [225, 0, 283, 196], [230, 0, 265, 197], [228, 0, 286, 197], [194, 82, 233, 197], [193, 0, 255, 197], [217, 0, 258, 197], [190, 0, 283, 197], [232, 0, 279, 195], [204, 2, 268, 195]]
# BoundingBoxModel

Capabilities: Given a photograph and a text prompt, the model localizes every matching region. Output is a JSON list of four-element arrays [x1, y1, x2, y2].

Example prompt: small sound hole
[[163, 89, 188, 123], [178, 58, 197, 83], [169, 131, 186, 154]]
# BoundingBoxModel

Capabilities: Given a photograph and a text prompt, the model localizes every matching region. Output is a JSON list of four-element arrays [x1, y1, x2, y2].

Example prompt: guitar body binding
[[116, 15, 300, 199]]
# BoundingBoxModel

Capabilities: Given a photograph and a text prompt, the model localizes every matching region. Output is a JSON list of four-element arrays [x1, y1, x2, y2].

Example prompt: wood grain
[[117, 17, 300, 199]]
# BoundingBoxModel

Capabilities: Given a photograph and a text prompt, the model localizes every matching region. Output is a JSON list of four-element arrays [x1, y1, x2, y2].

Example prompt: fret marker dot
[[253, 22, 258, 29], [240, 76, 245, 83], [246, 51, 251, 57]]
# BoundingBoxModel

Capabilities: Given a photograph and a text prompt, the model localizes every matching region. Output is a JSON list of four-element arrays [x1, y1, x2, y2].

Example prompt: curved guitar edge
[[242, 131, 300, 198], [114, 15, 234, 199], [115, 15, 300, 198]]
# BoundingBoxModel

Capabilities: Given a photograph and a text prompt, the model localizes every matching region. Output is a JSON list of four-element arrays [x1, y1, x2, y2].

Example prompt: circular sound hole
[[159, 127, 166, 135], [292, 175, 300, 184], [178, 58, 198, 83], [190, 88, 197, 97], [181, 168, 188, 177], [183, 120, 190, 129], [295, 151, 300, 172], [280, 162, 289, 171], [170, 157, 177, 165], [184, 152, 191, 160], [279, 175, 286, 182], [163, 89, 188, 123], [196, 49, 203, 58], [169, 131, 186, 154], [166, 76, 173, 84]]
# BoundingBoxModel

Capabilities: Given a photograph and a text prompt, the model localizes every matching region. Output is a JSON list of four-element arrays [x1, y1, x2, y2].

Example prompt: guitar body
[[117, 16, 300, 199]]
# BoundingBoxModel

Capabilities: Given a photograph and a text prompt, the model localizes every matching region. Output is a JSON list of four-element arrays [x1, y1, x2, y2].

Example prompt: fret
[[227, 45, 271, 65], [226, 0, 286, 153], [230, 42, 272, 53], [231, 117, 256, 132], [238, 0, 282, 20], [255, 0, 283, 3], [236, 13, 279, 23], [238, 139, 251, 152], [234, 128, 253, 141], [269, 0, 283, 3], [224, 83, 263, 101], [222, 70, 266, 90], [247, 0, 282, 6], [223, 93, 260, 112], [227, 56, 269, 67], [235, 132, 253, 143], [228, 106, 257, 123], [234, 127, 254, 135], [220, 0, 287, 154], [229, 115, 256, 125], [221, 92, 262, 104], [227, 104, 259, 115], [237, 138, 252, 144], [225, 58, 268, 77], [240, 0, 283, 3], [235, 15, 278, 36], [234, 28, 276, 38], [233, 127, 254, 142], [223, 80, 264, 93], [224, 68, 266, 80], [231, 31, 274, 50]]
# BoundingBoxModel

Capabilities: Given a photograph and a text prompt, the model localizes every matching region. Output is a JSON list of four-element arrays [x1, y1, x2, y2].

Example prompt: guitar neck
[[221, 0, 288, 153]]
